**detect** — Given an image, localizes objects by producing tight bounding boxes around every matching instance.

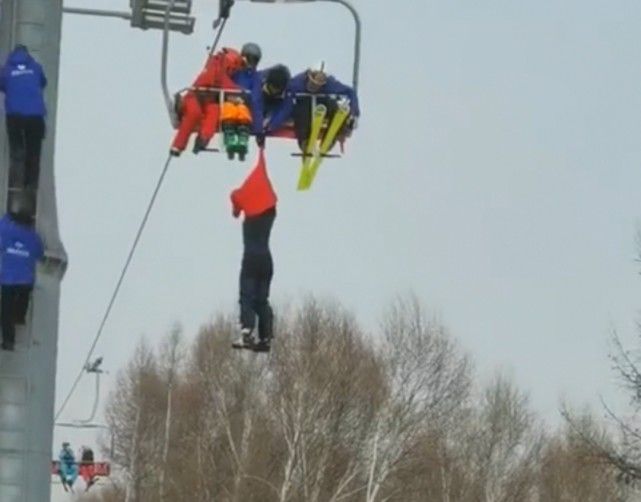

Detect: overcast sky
[51,0,641,498]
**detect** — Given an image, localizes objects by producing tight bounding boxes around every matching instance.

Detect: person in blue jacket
[266,61,360,150]
[0,195,44,351]
[251,64,291,148]
[58,442,79,492]
[0,44,47,191]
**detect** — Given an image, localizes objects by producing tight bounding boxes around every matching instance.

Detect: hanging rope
[209,17,228,57]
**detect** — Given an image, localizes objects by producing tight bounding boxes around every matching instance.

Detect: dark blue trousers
[239,253,273,341]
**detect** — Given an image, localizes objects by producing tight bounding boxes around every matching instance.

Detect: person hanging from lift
[230,150,277,352]
[0,44,47,193]
[252,64,292,148]
[0,194,44,351]
[170,47,246,157]
[267,61,360,152]
[79,445,97,491]
[58,442,79,492]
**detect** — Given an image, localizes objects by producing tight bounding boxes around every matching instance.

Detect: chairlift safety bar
[187,86,351,100]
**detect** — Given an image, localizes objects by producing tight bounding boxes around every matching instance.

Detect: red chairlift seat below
[51,461,111,477]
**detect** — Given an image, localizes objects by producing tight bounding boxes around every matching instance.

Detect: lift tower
[0,1,66,501]
[0,1,195,499]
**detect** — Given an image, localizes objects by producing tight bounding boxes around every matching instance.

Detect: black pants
[6,114,45,189]
[293,96,339,150]
[1,284,32,348]
[239,253,273,341]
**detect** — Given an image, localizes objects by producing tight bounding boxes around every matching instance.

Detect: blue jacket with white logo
[0,47,47,116]
[233,67,263,134]
[267,72,360,133]
[0,214,44,285]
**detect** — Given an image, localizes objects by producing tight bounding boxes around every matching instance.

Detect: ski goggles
[263,82,285,96]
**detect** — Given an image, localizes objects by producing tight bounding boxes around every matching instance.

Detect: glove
[255,133,266,148]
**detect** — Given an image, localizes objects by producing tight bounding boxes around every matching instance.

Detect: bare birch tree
[96,296,626,502]
[362,294,472,502]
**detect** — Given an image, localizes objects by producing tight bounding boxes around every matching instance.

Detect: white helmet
[307,60,328,87]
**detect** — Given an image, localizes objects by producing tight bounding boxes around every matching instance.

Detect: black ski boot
[252,337,271,353]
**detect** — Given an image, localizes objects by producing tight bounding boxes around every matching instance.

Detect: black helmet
[241,42,261,68]
[265,64,291,94]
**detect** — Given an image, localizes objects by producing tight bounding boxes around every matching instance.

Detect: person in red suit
[230,149,277,352]
[170,47,248,156]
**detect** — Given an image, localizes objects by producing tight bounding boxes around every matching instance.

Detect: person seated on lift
[170,44,259,160]
[252,64,292,148]
[266,61,360,152]
[79,445,97,491]
[58,442,79,492]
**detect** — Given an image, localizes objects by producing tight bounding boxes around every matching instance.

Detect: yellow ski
[298,101,350,191]
[296,104,326,189]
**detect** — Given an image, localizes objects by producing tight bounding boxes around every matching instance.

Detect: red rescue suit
[171,48,246,152]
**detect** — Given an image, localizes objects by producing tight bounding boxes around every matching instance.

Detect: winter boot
[252,337,271,353]
[223,123,239,156]
[232,327,254,349]
[192,136,207,154]
[237,126,250,161]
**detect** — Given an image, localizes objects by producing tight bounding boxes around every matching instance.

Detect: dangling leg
[237,126,250,162]
[13,285,32,326]
[69,463,79,490]
[197,101,221,153]
[170,93,202,155]
[292,96,312,152]
[60,471,69,492]
[233,256,257,349]
[235,103,252,161]
[1,285,17,351]
[23,116,45,191]
[221,122,238,160]
[220,101,239,158]
[253,254,274,352]
[6,115,26,188]
[85,464,96,491]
